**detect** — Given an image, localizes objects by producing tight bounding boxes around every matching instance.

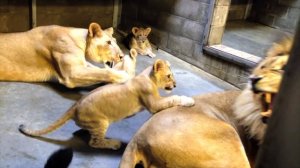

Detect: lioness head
[85,22,124,67]
[132,27,151,43]
[152,59,176,91]
[113,49,138,78]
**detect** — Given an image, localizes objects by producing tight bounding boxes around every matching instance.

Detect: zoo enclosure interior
[0,0,299,88]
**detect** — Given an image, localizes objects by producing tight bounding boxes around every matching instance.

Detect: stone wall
[0,0,30,32]
[120,0,250,88]
[228,0,249,20]
[0,0,115,32]
[36,0,114,28]
[250,0,300,33]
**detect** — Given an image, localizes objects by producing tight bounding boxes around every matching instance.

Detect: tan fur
[0,22,129,88]
[119,38,292,168]
[120,91,251,168]
[129,27,156,58]
[19,59,195,150]
[113,49,138,78]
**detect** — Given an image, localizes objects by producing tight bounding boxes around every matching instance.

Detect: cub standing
[19,59,195,150]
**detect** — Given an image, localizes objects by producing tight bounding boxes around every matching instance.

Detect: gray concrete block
[157,14,184,34]
[121,1,139,19]
[167,34,194,57]
[36,1,114,27]
[268,5,288,16]
[193,44,204,59]
[210,57,223,70]
[198,0,211,4]
[228,65,239,75]
[224,73,239,86]
[171,0,202,21]
[273,17,298,32]
[279,0,300,8]
[0,13,30,32]
[257,14,275,28]
[182,20,204,41]
[143,0,175,12]
[138,8,159,26]
[288,7,300,19]
[149,27,169,49]
[197,2,210,23]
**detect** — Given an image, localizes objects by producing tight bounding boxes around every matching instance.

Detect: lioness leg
[54,53,129,88]
[87,120,121,150]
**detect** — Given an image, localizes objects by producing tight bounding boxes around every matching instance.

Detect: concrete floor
[223,20,289,58]
[0,47,237,168]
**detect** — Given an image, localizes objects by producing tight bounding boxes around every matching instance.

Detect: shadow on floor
[27,129,127,155]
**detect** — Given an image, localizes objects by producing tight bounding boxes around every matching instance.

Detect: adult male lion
[0,22,128,88]
[119,38,292,168]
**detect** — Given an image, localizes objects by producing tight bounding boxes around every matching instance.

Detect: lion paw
[179,96,195,107]
[148,53,156,58]
[114,70,130,83]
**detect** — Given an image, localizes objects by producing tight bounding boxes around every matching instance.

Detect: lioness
[0,22,129,88]
[19,59,195,150]
[125,27,156,58]
[119,38,292,168]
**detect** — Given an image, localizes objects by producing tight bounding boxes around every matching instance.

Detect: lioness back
[120,91,250,168]
[0,25,86,82]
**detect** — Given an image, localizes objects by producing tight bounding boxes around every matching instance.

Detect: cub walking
[19,59,194,150]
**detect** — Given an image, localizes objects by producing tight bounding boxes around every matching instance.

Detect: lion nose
[249,76,262,93]
[173,82,176,88]
[250,76,262,86]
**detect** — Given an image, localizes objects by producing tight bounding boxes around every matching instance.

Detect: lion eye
[167,74,171,78]
[107,40,111,45]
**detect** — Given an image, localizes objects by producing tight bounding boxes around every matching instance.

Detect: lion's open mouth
[165,87,173,91]
[105,61,114,68]
[261,92,276,118]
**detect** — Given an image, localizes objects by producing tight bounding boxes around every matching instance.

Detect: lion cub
[113,48,138,78]
[126,27,156,58]
[19,59,195,150]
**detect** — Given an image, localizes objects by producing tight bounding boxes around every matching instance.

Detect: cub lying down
[19,59,195,150]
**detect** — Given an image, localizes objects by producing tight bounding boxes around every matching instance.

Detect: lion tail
[19,105,76,137]
[119,139,148,168]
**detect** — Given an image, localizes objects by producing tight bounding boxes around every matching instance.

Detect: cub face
[153,59,176,91]
[86,23,124,67]
[132,27,151,43]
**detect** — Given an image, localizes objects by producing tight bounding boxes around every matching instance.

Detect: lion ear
[132,27,139,36]
[129,49,138,58]
[88,22,102,37]
[153,59,166,72]
[144,27,152,36]
[105,27,114,36]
